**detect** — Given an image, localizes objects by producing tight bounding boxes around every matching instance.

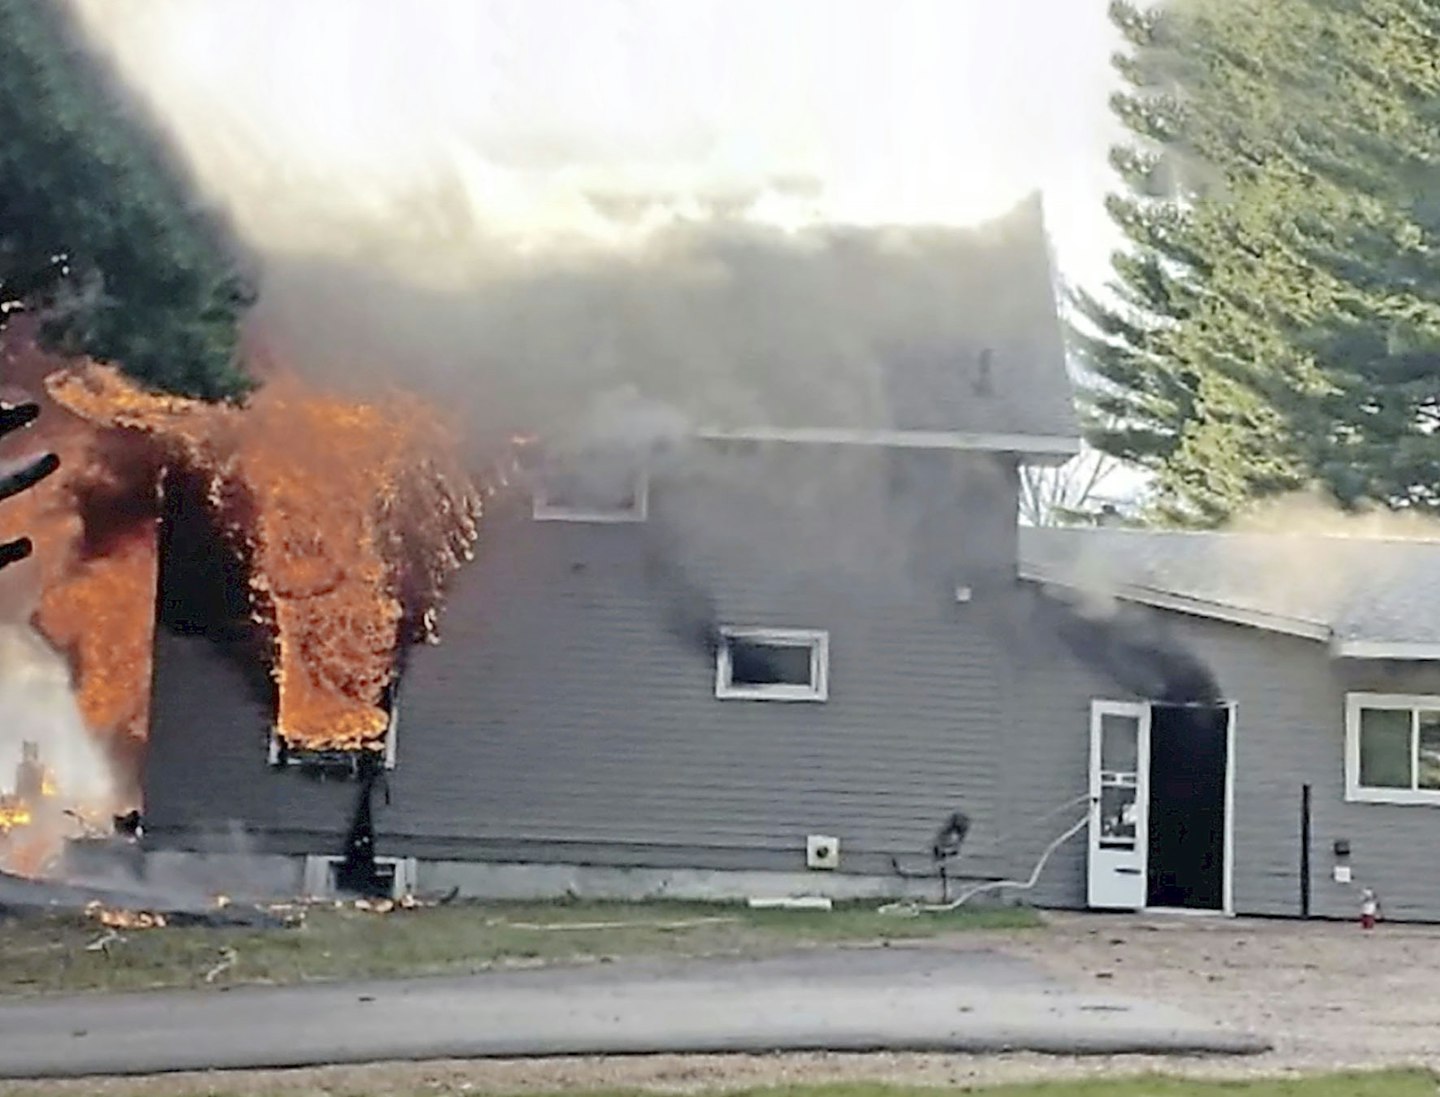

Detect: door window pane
[1359,708,1412,789]
[1418,713,1440,790]
[1100,714,1139,774]
[1098,784,1137,845]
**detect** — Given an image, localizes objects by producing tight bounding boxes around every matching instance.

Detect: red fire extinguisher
[1360,887,1380,930]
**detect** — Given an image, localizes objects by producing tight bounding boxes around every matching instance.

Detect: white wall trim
[715,627,829,702]
[1223,702,1236,917]
[1344,692,1440,806]
[1333,640,1440,661]
[1020,565,1332,642]
[697,425,1080,463]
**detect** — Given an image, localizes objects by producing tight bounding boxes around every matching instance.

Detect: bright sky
[76,0,1127,293]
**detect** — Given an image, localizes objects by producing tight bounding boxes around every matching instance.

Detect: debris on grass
[203,947,237,984]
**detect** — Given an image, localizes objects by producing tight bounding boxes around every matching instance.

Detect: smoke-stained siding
[1125,615,1440,919]
[146,448,1024,881]
[144,438,1440,919]
[380,450,1017,876]
[997,589,1141,908]
[1001,603,1440,920]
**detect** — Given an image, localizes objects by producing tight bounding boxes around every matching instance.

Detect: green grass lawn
[0,899,1037,996]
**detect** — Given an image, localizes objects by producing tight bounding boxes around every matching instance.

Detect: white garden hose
[879,798,1095,916]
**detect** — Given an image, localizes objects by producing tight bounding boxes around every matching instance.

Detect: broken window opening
[532,451,649,523]
[268,685,401,774]
[716,627,828,701]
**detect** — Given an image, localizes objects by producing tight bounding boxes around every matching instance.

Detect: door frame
[1222,702,1235,916]
[1088,699,1237,916]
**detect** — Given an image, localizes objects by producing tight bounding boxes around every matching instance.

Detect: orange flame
[46,364,480,750]
[0,314,482,826]
[0,798,32,833]
[86,902,167,930]
[37,534,156,760]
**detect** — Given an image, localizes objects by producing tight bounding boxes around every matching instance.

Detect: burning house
[88,194,1440,921]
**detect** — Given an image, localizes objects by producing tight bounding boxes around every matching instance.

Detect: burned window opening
[269,682,400,776]
[716,628,828,701]
[729,639,812,686]
[532,449,648,523]
[157,467,275,709]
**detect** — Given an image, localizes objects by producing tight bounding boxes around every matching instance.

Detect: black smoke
[642,525,720,658]
[1037,589,1221,704]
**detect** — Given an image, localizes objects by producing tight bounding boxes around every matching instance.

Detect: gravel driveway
[1000,911,1440,1072]
[3,910,1436,1095]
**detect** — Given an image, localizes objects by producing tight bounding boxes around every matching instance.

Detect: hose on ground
[879,806,1093,916]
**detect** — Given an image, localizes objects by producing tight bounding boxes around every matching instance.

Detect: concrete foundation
[415,859,976,903]
[122,849,997,904]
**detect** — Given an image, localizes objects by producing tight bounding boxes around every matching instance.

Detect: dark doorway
[1147,703,1229,910]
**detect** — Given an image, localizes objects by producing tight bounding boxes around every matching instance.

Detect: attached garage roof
[1019,527,1440,657]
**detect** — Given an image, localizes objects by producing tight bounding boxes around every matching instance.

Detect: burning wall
[48,364,481,750]
[0,320,482,873]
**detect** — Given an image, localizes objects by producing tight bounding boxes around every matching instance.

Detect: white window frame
[1345,692,1440,805]
[715,627,829,702]
[532,466,649,523]
[268,698,400,769]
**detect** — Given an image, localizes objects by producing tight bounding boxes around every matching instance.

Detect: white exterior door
[1088,701,1151,910]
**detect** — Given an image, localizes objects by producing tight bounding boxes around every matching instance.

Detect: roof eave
[698,426,1080,462]
[1331,639,1440,661]
[1018,564,1333,642]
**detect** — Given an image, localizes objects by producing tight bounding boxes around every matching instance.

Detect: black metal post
[1300,783,1312,918]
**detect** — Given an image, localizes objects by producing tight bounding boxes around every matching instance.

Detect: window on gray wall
[1346,693,1440,804]
[269,696,400,771]
[532,452,648,523]
[716,627,829,701]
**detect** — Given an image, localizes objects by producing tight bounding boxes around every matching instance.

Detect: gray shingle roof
[1019,527,1440,649]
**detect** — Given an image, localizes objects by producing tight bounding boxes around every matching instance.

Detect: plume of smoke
[68,4,1075,674]
[68,1,1064,452]
[1017,539,1223,703]
[1230,489,1440,540]
[0,624,115,817]
[1222,490,1440,623]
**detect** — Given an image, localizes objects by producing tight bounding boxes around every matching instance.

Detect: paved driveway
[0,945,1266,1078]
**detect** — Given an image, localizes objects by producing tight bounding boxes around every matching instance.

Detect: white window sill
[1346,787,1440,807]
[716,686,828,703]
[532,505,648,523]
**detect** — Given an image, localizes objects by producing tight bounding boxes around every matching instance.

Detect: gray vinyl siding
[999,593,1139,908]
[145,449,1023,882]
[143,438,1440,920]
[143,629,355,849]
[1001,605,1440,921]
[378,465,1011,876]
[1150,616,1440,921]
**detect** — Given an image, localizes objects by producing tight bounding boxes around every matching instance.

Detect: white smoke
[0,626,112,802]
[54,0,1112,455]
